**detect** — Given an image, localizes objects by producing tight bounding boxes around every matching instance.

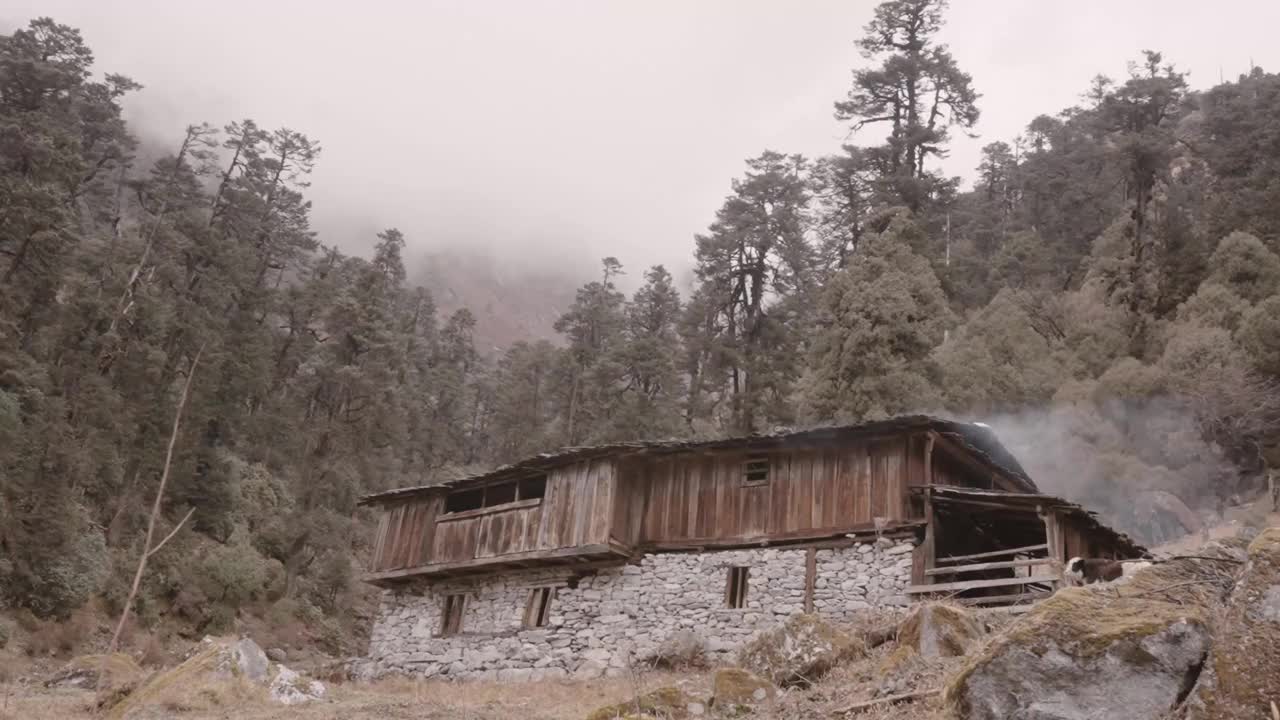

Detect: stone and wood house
[358,415,1143,680]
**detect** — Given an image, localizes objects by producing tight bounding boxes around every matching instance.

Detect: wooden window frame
[439,593,466,636]
[523,586,556,628]
[725,566,749,609]
[743,455,770,486]
[441,475,549,518]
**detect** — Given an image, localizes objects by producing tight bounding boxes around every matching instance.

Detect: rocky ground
[3,522,1277,720]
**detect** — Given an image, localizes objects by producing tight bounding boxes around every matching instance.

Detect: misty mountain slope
[414,249,583,351]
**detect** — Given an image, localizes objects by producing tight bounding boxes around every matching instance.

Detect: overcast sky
[5,1,1280,279]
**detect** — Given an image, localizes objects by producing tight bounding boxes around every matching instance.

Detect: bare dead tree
[107,344,204,654]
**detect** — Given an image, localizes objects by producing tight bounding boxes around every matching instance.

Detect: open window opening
[443,474,548,514]
[725,566,749,609]
[445,489,484,513]
[518,475,547,501]
[743,455,770,486]
[524,586,555,628]
[440,594,466,636]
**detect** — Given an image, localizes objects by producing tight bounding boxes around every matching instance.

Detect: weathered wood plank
[926,557,1054,576]
[907,575,1056,594]
[804,547,817,613]
[937,544,1048,564]
[364,542,629,582]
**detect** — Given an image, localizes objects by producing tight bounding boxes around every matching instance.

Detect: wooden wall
[369,458,617,572]
[626,436,928,546]
[370,496,442,572]
[368,429,1041,575]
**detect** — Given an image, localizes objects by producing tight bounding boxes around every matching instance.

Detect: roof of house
[358,414,1038,505]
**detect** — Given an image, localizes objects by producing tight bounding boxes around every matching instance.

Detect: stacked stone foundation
[362,538,914,680]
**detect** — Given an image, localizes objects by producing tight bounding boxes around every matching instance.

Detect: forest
[2,0,1279,648]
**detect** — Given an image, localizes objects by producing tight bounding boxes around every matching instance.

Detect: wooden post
[803,547,817,613]
[923,433,935,486]
[1038,505,1063,589]
[920,488,937,585]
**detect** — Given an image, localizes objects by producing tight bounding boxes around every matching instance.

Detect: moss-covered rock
[736,613,863,687]
[105,636,325,719]
[896,602,982,659]
[44,653,143,691]
[945,581,1212,719]
[710,668,773,716]
[1184,528,1280,720]
[584,686,697,720]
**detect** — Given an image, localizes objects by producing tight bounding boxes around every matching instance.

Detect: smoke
[980,397,1235,545]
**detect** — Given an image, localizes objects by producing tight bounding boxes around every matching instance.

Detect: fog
[4,1,1280,278]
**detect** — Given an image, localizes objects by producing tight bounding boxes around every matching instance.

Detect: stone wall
[361,538,914,681]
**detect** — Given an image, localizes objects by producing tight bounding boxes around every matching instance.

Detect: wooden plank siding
[368,459,618,573]
[367,427,1046,579]
[631,438,920,545]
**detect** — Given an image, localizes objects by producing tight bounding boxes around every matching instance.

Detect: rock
[229,637,270,682]
[105,636,327,719]
[1184,528,1280,719]
[646,629,707,669]
[736,613,863,687]
[573,659,606,680]
[710,668,774,715]
[585,686,697,720]
[267,647,288,663]
[896,602,983,659]
[945,586,1212,720]
[45,654,143,691]
[269,664,326,705]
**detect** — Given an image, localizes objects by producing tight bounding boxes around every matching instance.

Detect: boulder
[736,613,863,687]
[584,686,697,720]
[646,629,706,669]
[269,664,326,705]
[105,636,326,719]
[266,647,288,663]
[710,668,774,715]
[1184,528,1280,719]
[946,585,1212,719]
[896,602,983,659]
[45,653,143,691]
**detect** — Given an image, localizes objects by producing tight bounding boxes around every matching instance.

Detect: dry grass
[0,669,715,720]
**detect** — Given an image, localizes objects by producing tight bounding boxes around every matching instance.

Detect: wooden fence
[906,542,1059,606]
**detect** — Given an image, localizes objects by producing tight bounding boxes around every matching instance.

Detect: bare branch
[146,506,196,558]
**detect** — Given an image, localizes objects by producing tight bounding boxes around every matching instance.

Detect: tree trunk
[108,345,203,653]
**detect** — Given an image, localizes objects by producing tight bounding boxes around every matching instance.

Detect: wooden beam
[362,543,626,583]
[926,557,1054,576]
[924,433,935,486]
[921,485,936,586]
[436,498,541,524]
[907,575,1054,595]
[641,522,925,553]
[937,543,1048,564]
[803,547,816,613]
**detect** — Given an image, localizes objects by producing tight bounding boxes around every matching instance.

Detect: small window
[743,455,769,486]
[440,594,466,636]
[524,587,555,628]
[445,489,483,513]
[725,567,749,609]
[484,482,517,506]
[518,475,547,501]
